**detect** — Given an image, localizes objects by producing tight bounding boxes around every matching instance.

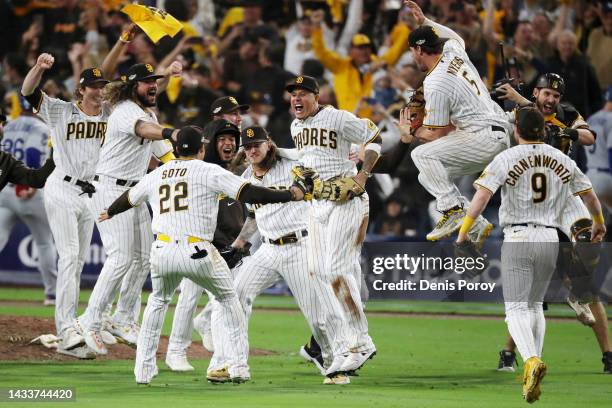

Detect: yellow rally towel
[165,76,182,103]
[121,4,183,43]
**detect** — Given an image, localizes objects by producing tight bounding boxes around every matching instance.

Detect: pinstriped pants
[411,128,508,211]
[135,240,248,383]
[310,195,374,352]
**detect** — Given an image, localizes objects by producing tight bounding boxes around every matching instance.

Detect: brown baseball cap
[210,96,250,116]
[240,125,269,146]
[79,68,109,87]
[285,75,319,94]
[176,126,209,156]
[122,63,164,83]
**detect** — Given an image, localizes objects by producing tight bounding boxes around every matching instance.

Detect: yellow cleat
[522,357,547,403]
[207,366,231,383]
[323,373,350,385]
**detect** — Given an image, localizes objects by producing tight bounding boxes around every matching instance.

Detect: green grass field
[0,288,610,407]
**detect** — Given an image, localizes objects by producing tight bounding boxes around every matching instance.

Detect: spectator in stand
[310,8,409,118]
[547,30,603,117]
[587,1,612,88]
[222,35,261,103]
[374,194,422,238]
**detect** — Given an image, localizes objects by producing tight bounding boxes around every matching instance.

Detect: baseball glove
[219,245,250,269]
[314,176,365,202]
[407,87,426,133]
[453,240,489,279]
[290,165,318,200]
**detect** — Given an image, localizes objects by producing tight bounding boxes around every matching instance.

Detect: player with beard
[165,118,246,371]
[74,62,182,355]
[495,74,611,374]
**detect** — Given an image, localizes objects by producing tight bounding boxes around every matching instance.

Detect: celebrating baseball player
[20,52,117,358]
[166,118,245,370]
[495,73,611,374]
[221,126,350,384]
[403,0,510,244]
[73,61,181,355]
[97,126,315,384]
[285,74,379,383]
[456,107,606,403]
[0,103,57,307]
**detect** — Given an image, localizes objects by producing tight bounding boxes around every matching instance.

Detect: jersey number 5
[531,173,547,203]
[462,71,480,96]
[160,182,189,213]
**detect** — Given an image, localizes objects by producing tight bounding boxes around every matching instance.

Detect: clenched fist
[36,53,55,70]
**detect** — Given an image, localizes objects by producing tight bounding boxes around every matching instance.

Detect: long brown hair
[103,80,136,106]
[230,139,280,174]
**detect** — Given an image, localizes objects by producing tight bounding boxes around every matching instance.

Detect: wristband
[592,212,605,225]
[119,31,131,43]
[458,215,476,235]
[162,128,175,140]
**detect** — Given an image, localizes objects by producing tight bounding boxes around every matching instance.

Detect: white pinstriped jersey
[475,143,592,228]
[290,105,379,180]
[96,100,173,181]
[587,110,612,170]
[423,39,508,132]
[1,116,50,166]
[35,93,110,180]
[242,158,308,239]
[127,159,247,241]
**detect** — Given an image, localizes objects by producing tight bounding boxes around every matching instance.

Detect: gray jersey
[290,105,379,180]
[242,158,307,239]
[35,93,110,180]
[1,116,50,168]
[586,110,612,170]
[96,100,173,181]
[128,159,247,241]
[423,39,508,133]
[475,143,592,227]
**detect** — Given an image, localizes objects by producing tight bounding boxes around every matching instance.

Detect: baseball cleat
[99,330,118,345]
[566,297,596,326]
[426,206,466,241]
[339,349,376,372]
[497,350,517,372]
[57,345,96,359]
[165,353,195,372]
[299,345,326,376]
[193,313,214,352]
[61,327,85,350]
[323,373,350,385]
[522,356,546,403]
[325,354,348,377]
[207,366,231,383]
[229,366,251,383]
[107,322,139,347]
[75,319,108,355]
[603,352,612,374]
[43,296,56,306]
[468,217,494,250]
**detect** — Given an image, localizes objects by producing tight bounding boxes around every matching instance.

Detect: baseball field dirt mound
[0,315,275,361]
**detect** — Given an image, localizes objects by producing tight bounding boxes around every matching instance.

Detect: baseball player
[219,126,349,385]
[166,100,249,371]
[456,107,606,403]
[21,53,118,358]
[97,126,313,384]
[404,0,510,243]
[495,74,611,374]
[586,85,612,213]
[73,62,181,355]
[0,113,55,190]
[0,102,57,306]
[285,74,379,380]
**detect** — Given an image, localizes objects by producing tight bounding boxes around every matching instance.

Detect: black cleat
[603,352,612,374]
[497,350,517,372]
[299,340,325,376]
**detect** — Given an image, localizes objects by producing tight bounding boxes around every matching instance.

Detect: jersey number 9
[159,182,189,213]
[531,173,547,203]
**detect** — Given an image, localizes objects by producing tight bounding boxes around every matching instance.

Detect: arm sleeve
[237,184,293,204]
[423,83,452,128]
[423,17,465,49]
[8,154,55,188]
[107,190,135,217]
[311,27,347,74]
[341,111,381,145]
[473,158,504,194]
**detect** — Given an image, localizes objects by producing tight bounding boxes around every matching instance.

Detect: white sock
[530,302,546,357]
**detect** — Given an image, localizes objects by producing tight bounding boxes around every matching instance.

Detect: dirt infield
[0,315,274,361]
